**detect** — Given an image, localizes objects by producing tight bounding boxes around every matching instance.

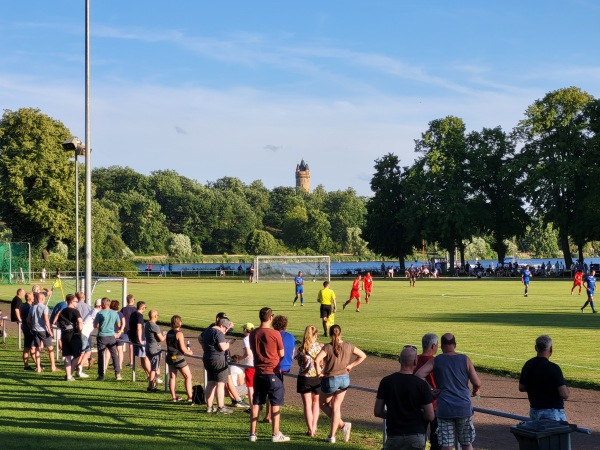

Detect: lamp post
[62,137,85,292]
[84,0,92,307]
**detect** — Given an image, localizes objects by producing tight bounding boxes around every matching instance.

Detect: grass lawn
[1,276,599,388]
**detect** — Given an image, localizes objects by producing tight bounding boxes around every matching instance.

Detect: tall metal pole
[84,0,92,306]
[75,154,79,292]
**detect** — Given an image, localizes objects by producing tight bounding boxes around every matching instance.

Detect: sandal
[172,396,183,402]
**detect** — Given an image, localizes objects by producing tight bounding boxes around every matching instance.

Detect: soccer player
[522,265,532,297]
[362,272,373,304]
[317,281,337,336]
[408,264,417,287]
[571,269,583,295]
[293,271,304,306]
[581,269,598,313]
[343,274,362,312]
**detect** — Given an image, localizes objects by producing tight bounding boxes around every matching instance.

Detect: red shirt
[249,327,283,375]
[575,272,583,284]
[352,278,360,291]
[363,275,373,291]
[415,354,437,409]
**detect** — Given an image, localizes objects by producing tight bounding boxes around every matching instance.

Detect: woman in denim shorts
[314,324,367,444]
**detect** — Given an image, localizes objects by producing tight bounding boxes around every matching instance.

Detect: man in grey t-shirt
[145,309,165,392]
[27,293,59,372]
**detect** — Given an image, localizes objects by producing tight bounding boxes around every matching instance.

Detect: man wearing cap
[201,316,235,414]
[519,335,569,421]
[375,345,434,450]
[248,306,289,443]
[415,334,481,450]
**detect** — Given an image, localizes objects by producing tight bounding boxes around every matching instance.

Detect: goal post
[46,276,128,308]
[254,256,330,283]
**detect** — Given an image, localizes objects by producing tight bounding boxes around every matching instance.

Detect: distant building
[295,159,310,192]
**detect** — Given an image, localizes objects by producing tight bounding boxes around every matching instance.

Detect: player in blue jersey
[522,265,532,297]
[581,269,598,313]
[293,271,305,306]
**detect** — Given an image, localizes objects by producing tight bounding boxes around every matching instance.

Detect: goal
[254,256,330,283]
[45,276,128,308]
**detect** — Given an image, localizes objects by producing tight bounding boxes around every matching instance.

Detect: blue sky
[1,1,599,196]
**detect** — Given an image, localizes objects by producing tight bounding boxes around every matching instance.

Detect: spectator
[129,301,151,379]
[57,294,83,381]
[296,325,323,437]
[120,294,137,366]
[248,307,289,443]
[27,291,59,373]
[232,322,255,410]
[415,333,481,450]
[75,291,92,377]
[10,288,25,324]
[166,315,194,401]
[201,317,234,414]
[145,309,166,392]
[415,333,440,450]
[374,345,434,450]
[519,335,569,421]
[93,297,122,381]
[110,300,126,371]
[20,292,36,370]
[314,324,367,444]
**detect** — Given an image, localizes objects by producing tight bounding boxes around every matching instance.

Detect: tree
[264,187,305,229]
[304,208,334,254]
[282,205,308,253]
[345,227,369,256]
[92,166,150,198]
[515,87,595,268]
[465,127,528,263]
[91,198,128,259]
[0,108,75,252]
[519,218,560,258]
[413,116,473,271]
[246,230,283,255]
[208,190,257,254]
[323,189,367,252]
[166,233,192,257]
[363,154,421,269]
[117,191,168,254]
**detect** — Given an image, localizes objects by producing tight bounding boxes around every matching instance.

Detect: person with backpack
[166,315,194,401]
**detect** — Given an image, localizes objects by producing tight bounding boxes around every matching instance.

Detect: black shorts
[22,329,34,349]
[320,304,332,319]
[297,375,321,394]
[61,334,82,358]
[205,359,229,383]
[253,373,285,406]
[167,357,188,370]
[33,330,53,348]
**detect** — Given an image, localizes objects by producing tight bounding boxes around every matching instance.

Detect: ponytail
[330,324,342,357]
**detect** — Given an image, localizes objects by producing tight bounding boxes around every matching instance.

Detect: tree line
[1,86,599,268]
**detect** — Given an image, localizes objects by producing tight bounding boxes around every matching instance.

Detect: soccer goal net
[254,256,330,283]
[45,276,128,308]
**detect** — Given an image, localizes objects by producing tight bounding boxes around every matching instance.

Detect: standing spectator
[120,294,137,366]
[27,291,59,373]
[41,268,47,283]
[145,309,166,392]
[415,334,481,450]
[342,274,362,312]
[363,271,373,303]
[58,294,83,381]
[129,301,151,379]
[201,317,234,414]
[519,335,569,421]
[20,292,36,370]
[314,324,367,444]
[232,323,256,410]
[32,284,51,305]
[93,297,122,381]
[10,288,25,324]
[75,291,92,377]
[522,265,532,297]
[374,345,434,450]
[408,264,417,287]
[415,333,440,450]
[110,300,126,371]
[248,307,289,443]
[293,271,305,306]
[296,325,323,437]
[166,315,194,401]
[581,269,598,313]
[317,281,337,337]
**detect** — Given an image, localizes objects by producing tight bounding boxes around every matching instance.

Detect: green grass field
[2,276,598,387]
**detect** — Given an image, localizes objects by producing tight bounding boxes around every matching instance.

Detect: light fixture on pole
[62,137,85,292]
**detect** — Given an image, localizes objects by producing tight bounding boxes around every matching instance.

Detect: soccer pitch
[2,276,598,387]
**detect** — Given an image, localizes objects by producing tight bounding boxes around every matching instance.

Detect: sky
[1,1,600,196]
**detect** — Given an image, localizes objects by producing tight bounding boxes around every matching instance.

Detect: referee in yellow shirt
[317,280,337,337]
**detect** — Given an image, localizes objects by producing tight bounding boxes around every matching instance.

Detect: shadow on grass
[427,311,599,329]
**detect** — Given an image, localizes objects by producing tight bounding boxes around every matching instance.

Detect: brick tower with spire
[295,159,310,192]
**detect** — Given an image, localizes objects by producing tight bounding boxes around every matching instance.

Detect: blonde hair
[301,325,318,354]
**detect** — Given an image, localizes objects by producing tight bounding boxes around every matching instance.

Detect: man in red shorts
[571,269,583,295]
[362,272,373,304]
[343,274,362,312]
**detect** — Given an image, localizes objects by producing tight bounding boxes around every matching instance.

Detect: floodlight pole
[84,0,92,306]
[75,152,80,292]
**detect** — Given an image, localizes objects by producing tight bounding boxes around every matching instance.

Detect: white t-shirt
[241,335,254,367]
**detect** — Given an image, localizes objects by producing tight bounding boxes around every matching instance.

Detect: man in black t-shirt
[519,335,569,421]
[375,346,434,450]
[11,288,25,322]
[128,301,150,378]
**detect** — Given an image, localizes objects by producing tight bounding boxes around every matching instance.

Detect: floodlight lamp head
[62,137,86,156]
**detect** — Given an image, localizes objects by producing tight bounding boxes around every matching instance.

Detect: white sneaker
[78,371,90,378]
[248,434,257,442]
[156,377,163,384]
[327,436,336,443]
[342,422,352,442]
[272,433,290,442]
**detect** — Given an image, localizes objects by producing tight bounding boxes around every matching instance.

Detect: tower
[295,159,310,192]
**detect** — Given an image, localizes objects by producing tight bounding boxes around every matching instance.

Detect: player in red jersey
[362,272,373,304]
[571,269,584,295]
[343,275,362,312]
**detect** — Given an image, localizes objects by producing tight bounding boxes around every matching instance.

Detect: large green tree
[515,87,595,268]
[0,108,75,252]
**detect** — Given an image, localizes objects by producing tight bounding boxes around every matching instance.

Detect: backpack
[191,384,206,405]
